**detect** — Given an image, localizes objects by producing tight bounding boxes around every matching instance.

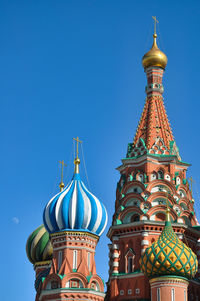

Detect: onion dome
[26,225,53,264]
[43,155,108,236]
[142,34,168,69]
[140,208,198,279]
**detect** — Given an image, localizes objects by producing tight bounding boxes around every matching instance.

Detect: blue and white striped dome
[43,173,107,236]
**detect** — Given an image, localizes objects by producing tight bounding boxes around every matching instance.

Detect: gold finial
[73,137,82,174]
[142,17,167,69]
[152,16,159,37]
[165,191,171,222]
[59,160,66,191]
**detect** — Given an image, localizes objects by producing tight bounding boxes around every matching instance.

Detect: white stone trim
[39,289,105,300]
[53,245,95,252]
[111,272,144,279]
[112,244,119,250]
[141,240,149,246]
[112,253,119,258]
[112,262,119,267]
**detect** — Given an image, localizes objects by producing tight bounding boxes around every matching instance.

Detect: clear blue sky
[1,0,200,300]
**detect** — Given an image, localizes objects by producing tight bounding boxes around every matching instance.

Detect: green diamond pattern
[140,221,198,279]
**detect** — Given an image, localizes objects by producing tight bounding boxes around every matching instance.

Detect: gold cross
[59,160,66,185]
[73,137,82,158]
[189,176,195,195]
[152,16,159,35]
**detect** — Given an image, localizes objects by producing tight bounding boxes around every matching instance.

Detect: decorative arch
[180,202,188,211]
[119,207,143,224]
[148,205,177,222]
[177,189,187,198]
[147,179,176,195]
[88,275,104,292]
[62,272,88,289]
[124,198,141,208]
[148,191,175,207]
[43,274,61,290]
[123,181,145,195]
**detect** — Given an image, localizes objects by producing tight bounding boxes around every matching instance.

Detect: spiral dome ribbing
[140,209,198,279]
[43,173,107,236]
[26,225,53,264]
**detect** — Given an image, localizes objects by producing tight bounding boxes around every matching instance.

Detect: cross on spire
[59,160,66,191]
[73,137,82,174]
[152,16,159,35]
[73,136,82,159]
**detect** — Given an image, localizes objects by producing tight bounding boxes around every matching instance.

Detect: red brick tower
[27,138,108,301]
[106,26,200,300]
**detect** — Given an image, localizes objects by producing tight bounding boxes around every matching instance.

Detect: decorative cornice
[150,276,189,285]
[50,230,99,241]
[34,260,51,268]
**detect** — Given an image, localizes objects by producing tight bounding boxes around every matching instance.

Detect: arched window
[73,250,78,270]
[180,202,188,210]
[128,257,133,273]
[88,252,91,271]
[138,174,144,183]
[46,280,60,290]
[157,288,161,301]
[91,281,100,291]
[122,212,140,224]
[151,172,157,181]
[178,190,186,198]
[127,185,143,194]
[51,281,59,289]
[125,198,140,207]
[58,250,62,270]
[131,214,140,222]
[125,249,135,273]
[158,170,164,180]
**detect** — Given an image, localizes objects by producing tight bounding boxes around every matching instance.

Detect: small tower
[26,225,53,300]
[40,138,108,301]
[140,207,198,300]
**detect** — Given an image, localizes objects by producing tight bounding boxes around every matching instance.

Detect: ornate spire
[128,20,181,160]
[73,136,82,174]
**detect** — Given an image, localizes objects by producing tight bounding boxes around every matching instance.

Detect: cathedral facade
[26,28,200,301]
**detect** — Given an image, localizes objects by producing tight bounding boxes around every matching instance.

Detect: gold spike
[73,137,82,174]
[59,160,66,191]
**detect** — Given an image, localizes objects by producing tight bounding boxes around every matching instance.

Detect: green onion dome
[26,225,53,265]
[140,209,198,279]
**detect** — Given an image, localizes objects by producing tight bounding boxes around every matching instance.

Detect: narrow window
[128,257,133,273]
[171,288,175,301]
[73,250,77,269]
[184,290,186,301]
[88,252,91,271]
[157,288,161,301]
[58,250,62,270]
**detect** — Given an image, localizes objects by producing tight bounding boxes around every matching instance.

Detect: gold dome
[142,34,168,69]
